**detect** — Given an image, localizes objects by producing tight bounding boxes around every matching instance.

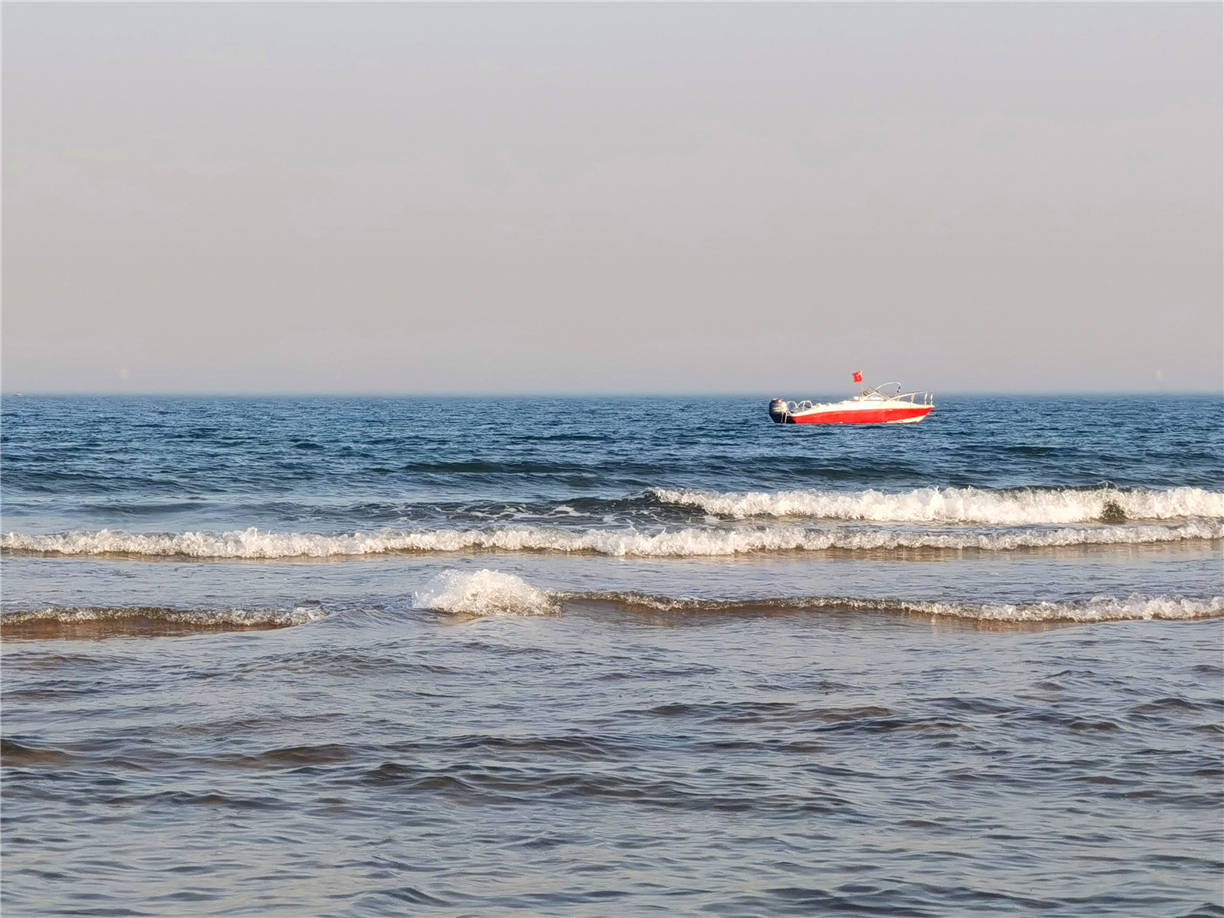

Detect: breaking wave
[5,586,1217,634]
[573,592,1224,624]
[413,574,1224,623]
[414,569,557,617]
[0,605,327,638]
[3,520,1221,560]
[650,486,1224,524]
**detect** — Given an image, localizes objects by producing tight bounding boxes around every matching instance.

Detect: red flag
[852,370,863,383]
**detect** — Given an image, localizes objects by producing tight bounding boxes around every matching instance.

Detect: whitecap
[414,569,557,617]
[649,485,1224,524]
[3,519,1221,559]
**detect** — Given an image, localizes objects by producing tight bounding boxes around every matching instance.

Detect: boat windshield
[860,382,903,398]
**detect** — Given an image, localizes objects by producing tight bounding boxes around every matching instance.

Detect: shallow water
[2,394,1222,915]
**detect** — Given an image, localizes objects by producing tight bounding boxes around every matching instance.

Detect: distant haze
[3,3,1221,394]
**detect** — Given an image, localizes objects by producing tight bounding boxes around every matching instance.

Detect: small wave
[650,486,1224,524]
[418,575,1223,624]
[0,738,75,766]
[0,606,327,639]
[414,569,557,617]
[2,520,1221,560]
[572,592,1224,624]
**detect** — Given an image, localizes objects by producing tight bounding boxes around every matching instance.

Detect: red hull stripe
[790,406,933,425]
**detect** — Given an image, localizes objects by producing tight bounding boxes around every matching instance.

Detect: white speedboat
[769,380,935,425]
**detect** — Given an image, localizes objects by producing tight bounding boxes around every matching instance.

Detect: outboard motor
[768,398,792,424]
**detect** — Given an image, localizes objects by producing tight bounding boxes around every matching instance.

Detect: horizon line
[3,389,1222,399]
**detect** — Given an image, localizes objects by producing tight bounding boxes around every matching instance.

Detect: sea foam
[650,486,1224,524]
[0,606,327,628]
[907,594,1224,623]
[3,520,1221,559]
[568,591,1224,623]
[414,569,556,616]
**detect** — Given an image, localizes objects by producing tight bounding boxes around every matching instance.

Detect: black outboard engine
[768,398,792,424]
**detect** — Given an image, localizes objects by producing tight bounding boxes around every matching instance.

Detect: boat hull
[787,405,933,425]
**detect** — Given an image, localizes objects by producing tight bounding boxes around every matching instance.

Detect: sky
[3,2,1221,394]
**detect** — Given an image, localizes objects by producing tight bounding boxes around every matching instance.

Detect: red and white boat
[769,377,935,425]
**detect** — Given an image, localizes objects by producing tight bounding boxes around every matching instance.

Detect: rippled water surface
[2,394,1222,915]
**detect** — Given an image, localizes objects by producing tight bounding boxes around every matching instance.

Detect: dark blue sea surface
[2,394,1222,916]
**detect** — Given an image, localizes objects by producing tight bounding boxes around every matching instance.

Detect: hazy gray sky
[4,2,1221,394]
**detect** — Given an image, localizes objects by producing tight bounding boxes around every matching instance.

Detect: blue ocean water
[2,394,1222,916]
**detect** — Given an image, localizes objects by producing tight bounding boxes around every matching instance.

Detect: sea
[2,393,1222,917]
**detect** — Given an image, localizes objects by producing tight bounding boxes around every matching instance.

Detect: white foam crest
[3,520,1221,559]
[415,569,556,617]
[0,528,418,559]
[568,592,1224,623]
[0,606,327,627]
[895,594,1224,623]
[651,486,1224,524]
